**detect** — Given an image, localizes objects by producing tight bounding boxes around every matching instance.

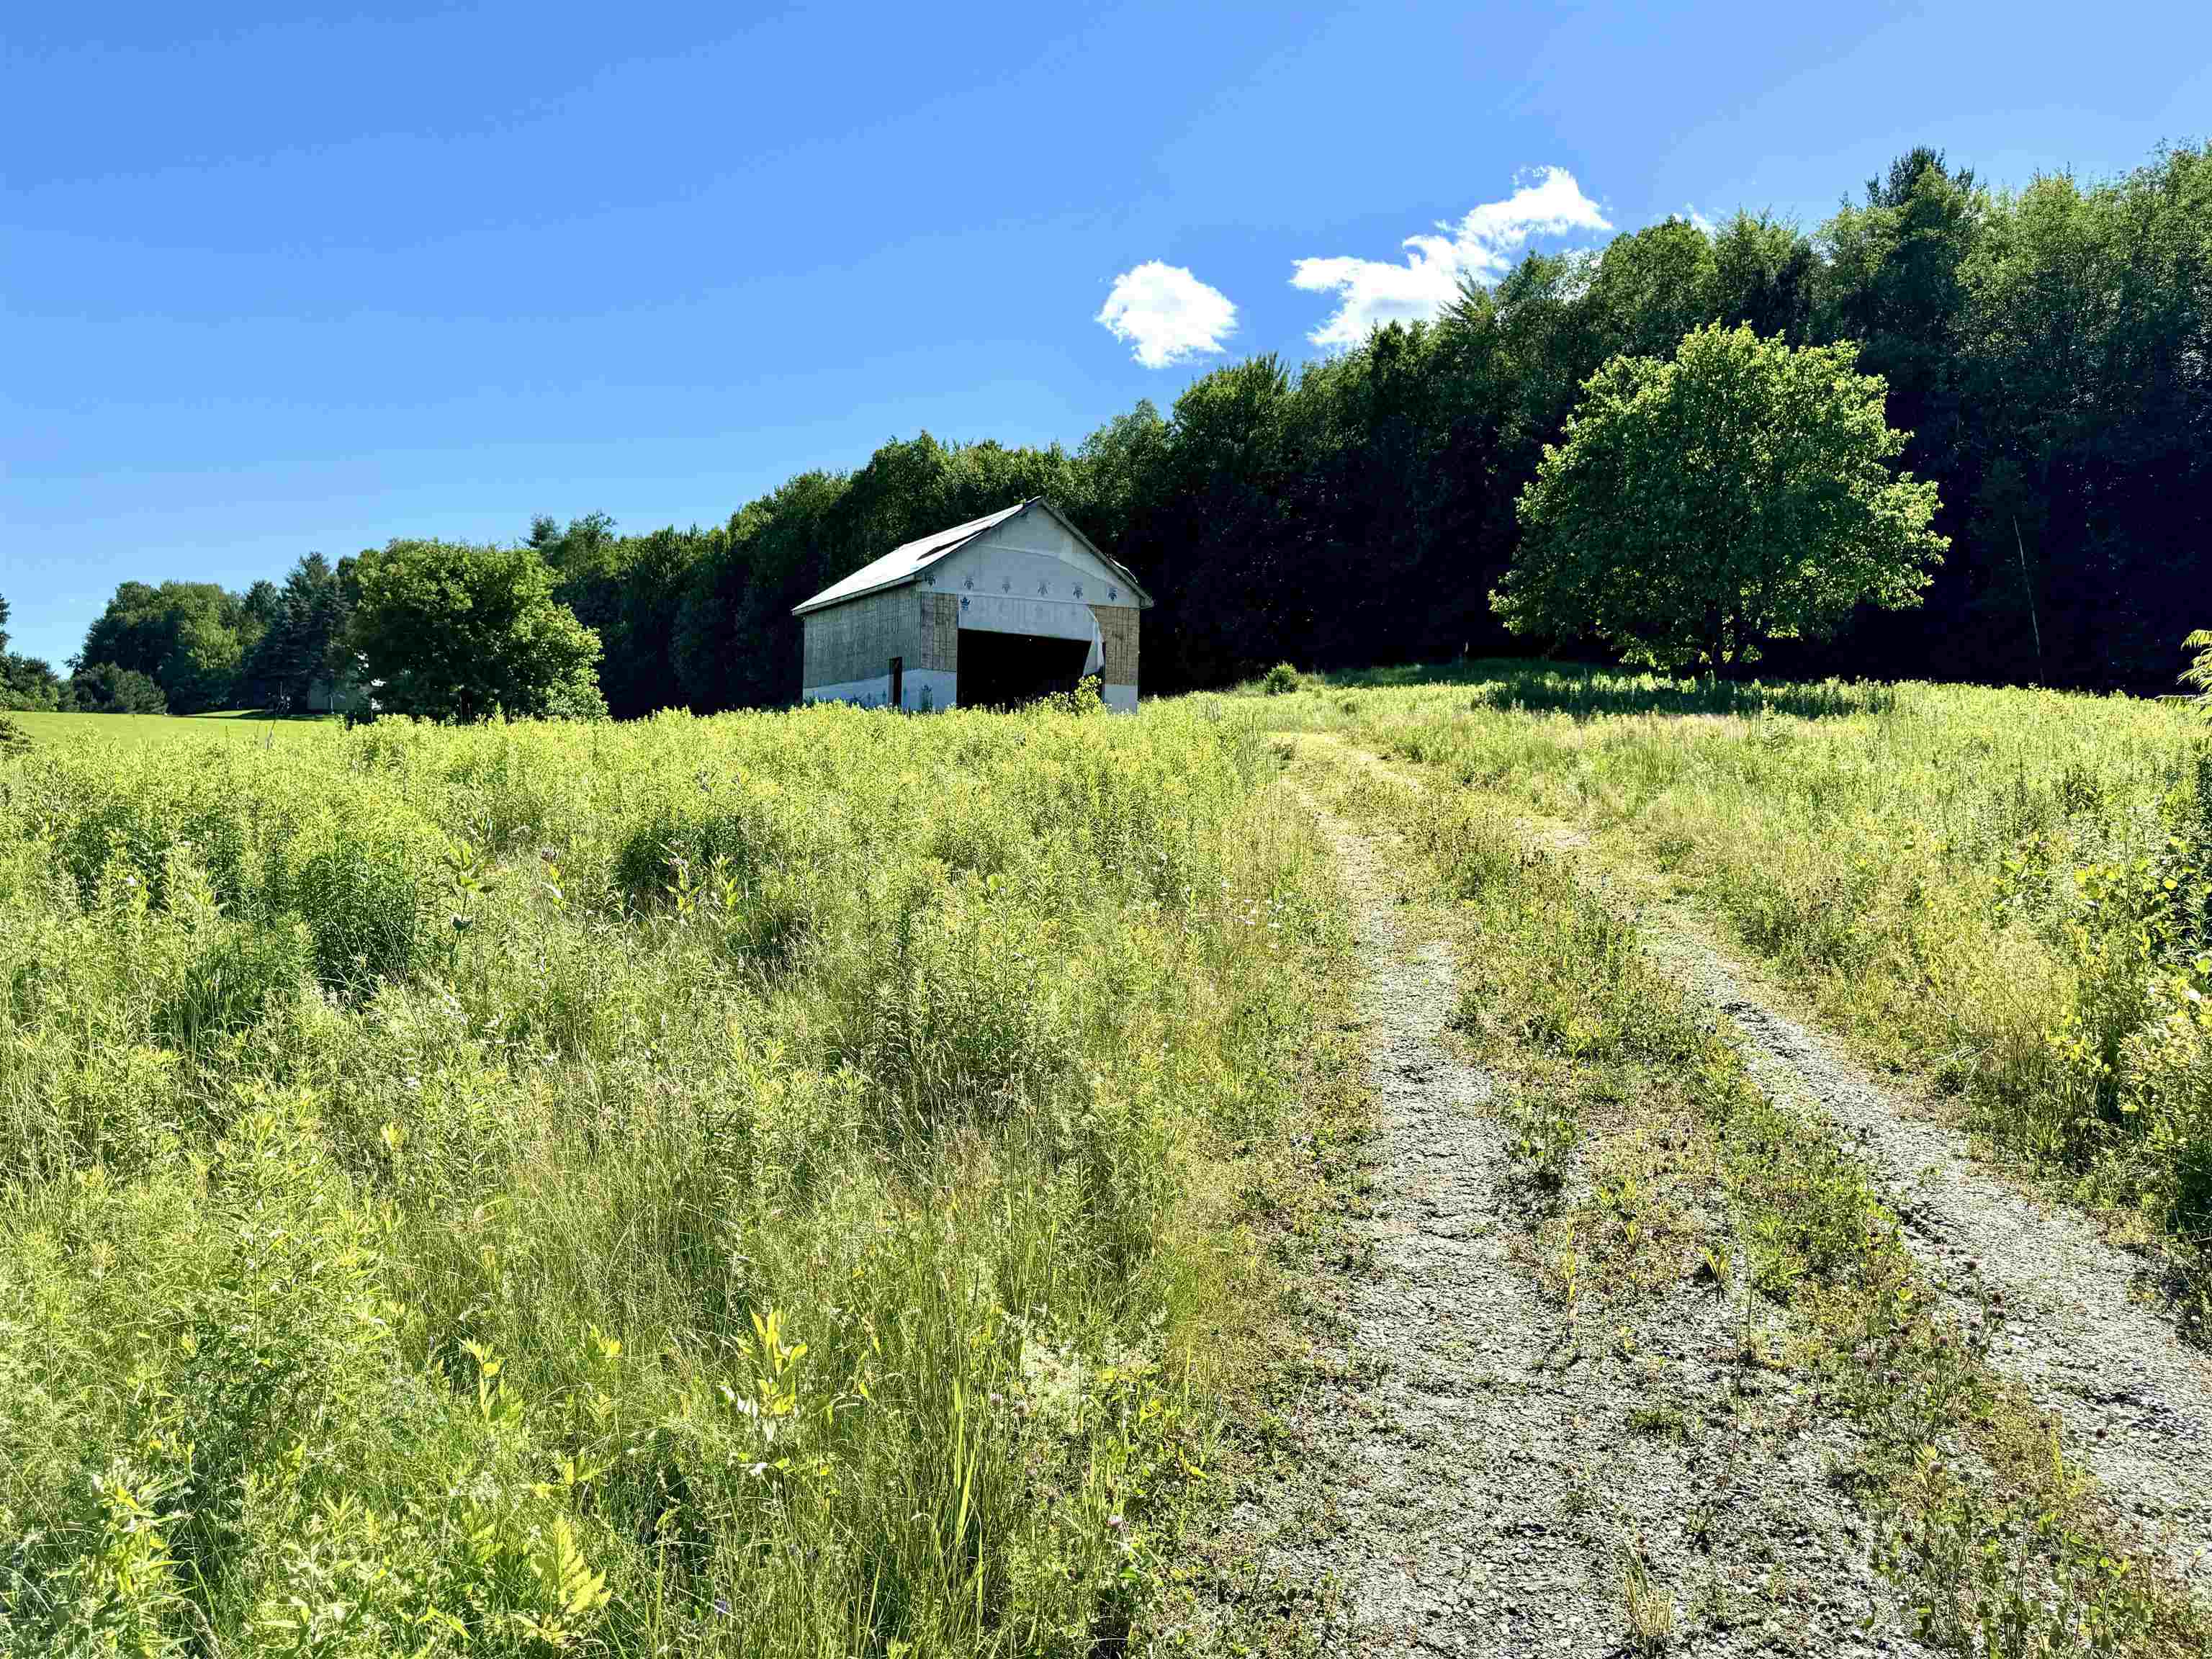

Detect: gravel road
[1241,796,1928,1655]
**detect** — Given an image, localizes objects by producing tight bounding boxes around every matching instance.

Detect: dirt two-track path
[1246,783,1930,1657]
[1247,737,2212,1653]
[1630,902,2212,1583]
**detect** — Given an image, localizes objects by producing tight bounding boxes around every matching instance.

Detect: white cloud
[1096,261,1238,368]
[1683,204,1717,235]
[1291,166,1611,348]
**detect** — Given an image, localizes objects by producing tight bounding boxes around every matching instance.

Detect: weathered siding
[801,586,920,689]
[1089,603,1138,688]
[917,593,958,673]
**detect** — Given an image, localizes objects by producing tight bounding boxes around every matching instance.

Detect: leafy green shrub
[1261,662,1300,695]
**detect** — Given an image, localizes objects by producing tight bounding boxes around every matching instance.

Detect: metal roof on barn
[791,498,1152,616]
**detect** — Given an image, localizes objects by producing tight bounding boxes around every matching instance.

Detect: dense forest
[20,143,2210,716]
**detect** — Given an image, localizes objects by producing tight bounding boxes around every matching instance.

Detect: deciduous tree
[71,662,167,714]
[348,539,605,721]
[1496,323,1946,672]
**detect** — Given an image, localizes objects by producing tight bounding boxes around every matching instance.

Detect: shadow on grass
[1325,659,1897,721]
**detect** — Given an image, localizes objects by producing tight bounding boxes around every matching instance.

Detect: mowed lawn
[6,709,340,748]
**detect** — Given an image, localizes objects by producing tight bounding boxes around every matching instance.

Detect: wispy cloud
[1291,167,1611,348]
[1097,261,1238,368]
[1682,204,1717,235]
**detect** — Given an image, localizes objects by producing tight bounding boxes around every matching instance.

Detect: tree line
[0,554,355,715]
[12,141,2206,719]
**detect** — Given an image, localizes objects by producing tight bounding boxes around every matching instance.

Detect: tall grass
[0,702,1348,1656]
[1272,663,2212,1292]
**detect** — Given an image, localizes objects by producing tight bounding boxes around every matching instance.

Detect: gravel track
[1628,902,2212,1586]
[1315,730,2212,1587]
[1244,791,1925,1655]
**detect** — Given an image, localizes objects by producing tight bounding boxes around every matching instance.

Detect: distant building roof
[791,498,1152,616]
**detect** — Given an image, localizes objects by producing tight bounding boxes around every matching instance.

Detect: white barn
[792,498,1153,711]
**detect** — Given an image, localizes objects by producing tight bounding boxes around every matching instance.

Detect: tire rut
[1310,729,2212,1588]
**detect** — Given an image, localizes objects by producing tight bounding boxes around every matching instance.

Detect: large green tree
[1496,323,1946,672]
[536,515,709,719]
[70,662,168,714]
[77,580,261,712]
[348,539,605,721]
[240,554,354,711]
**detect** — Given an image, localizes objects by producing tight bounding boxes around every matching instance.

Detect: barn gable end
[793,500,1147,711]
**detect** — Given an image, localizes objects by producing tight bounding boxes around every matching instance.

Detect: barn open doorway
[956,629,1090,709]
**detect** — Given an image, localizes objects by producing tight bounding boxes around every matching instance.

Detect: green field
[0,701,1352,1656]
[1255,662,2212,1293]
[4,710,340,749]
[5,673,2209,1655]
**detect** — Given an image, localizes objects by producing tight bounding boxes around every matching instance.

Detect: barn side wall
[803,668,955,710]
[801,586,917,688]
[802,587,959,709]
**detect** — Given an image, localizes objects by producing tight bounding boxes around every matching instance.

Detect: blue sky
[5,1,2208,667]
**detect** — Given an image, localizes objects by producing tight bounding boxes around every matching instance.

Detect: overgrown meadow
[0,700,1348,1656]
[1257,664,2212,1302]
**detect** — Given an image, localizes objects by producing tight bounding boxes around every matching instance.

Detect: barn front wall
[1092,603,1138,692]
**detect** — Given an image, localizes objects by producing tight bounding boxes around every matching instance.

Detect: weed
[1503,1091,1578,1190]
[1619,1540,1676,1653]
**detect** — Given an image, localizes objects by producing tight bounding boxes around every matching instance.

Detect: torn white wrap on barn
[791,498,1151,711]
